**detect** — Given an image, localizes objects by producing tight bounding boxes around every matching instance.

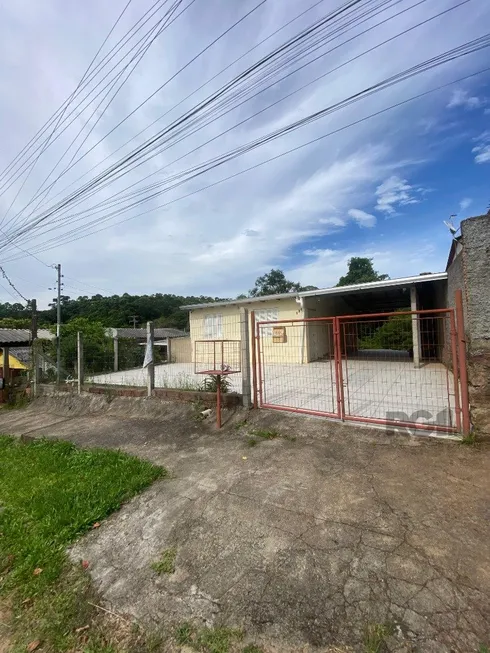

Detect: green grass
[247,437,258,447]
[0,434,165,651]
[151,547,177,575]
[175,622,243,653]
[363,623,394,653]
[250,428,279,440]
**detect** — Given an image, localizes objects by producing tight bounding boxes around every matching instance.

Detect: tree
[336,257,389,287]
[249,269,318,297]
[50,317,113,377]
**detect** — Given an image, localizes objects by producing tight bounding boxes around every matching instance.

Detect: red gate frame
[253,306,469,435]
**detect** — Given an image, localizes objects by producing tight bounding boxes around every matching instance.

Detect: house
[181,272,448,366]
[0,329,55,402]
[105,327,189,369]
[181,212,490,436]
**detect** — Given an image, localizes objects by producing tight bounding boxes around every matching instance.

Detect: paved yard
[1,396,488,652]
[91,358,457,427]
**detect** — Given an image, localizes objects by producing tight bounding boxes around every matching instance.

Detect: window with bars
[256,308,278,337]
[204,313,223,339]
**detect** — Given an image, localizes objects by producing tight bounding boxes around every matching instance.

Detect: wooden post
[455,289,471,436]
[3,346,10,399]
[114,336,119,372]
[410,286,421,368]
[240,308,251,408]
[31,299,40,397]
[77,332,84,395]
[146,321,155,398]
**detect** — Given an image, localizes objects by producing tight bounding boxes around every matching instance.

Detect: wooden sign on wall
[272,326,287,343]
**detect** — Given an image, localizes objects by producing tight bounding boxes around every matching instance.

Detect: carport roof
[181,272,448,310]
[0,328,54,347]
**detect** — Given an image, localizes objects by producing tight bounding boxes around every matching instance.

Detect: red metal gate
[253,307,469,435]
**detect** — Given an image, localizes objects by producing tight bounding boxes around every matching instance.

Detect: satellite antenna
[443,214,460,240]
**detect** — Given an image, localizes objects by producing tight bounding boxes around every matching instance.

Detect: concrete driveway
[0,395,488,652]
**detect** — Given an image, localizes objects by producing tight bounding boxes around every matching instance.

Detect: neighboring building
[105,327,189,369]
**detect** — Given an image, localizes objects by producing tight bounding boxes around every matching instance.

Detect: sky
[0,0,489,307]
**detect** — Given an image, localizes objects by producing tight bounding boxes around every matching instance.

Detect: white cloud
[374,176,422,215]
[472,131,490,164]
[447,88,487,110]
[459,197,472,212]
[347,208,376,228]
[0,0,489,304]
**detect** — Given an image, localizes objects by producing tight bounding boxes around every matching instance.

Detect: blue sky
[0,0,489,306]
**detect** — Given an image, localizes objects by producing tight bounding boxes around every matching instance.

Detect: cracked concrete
[0,395,489,652]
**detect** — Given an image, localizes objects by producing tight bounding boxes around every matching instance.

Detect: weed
[234,419,248,430]
[175,621,193,645]
[363,622,394,653]
[196,626,243,653]
[247,437,258,447]
[151,547,177,575]
[174,623,243,653]
[250,428,279,440]
[479,645,489,653]
[201,374,232,394]
[460,431,477,446]
[0,435,165,651]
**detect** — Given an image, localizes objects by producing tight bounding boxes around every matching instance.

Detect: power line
[0,266,29,302]
[4,63,488,261]
[0,0,384,244]
[7,29,489,255]
[0,0,168,192]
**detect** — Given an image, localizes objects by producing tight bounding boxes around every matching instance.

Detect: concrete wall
[189,297,305,365]
[169,336,192,364]
[447,213,490,436]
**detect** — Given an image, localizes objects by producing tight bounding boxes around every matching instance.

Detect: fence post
[250,311,258,408]
[240,308,251,408]
[32,339,40,398]
[77,332,84,395]
[114,336,119,372]
[455,289,471,435]
[410,286,421,368]
[146,321,155,398]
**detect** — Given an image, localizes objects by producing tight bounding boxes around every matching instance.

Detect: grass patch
[247,437,258,447]
[175,622,243,653]
[151,547,177,575]
[460,432,477,446]
[234,419,248,431]
[250,428,279,440]
[0,434,165,651]
[363,622,393,653]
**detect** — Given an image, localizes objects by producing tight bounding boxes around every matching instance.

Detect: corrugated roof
[180,272,448,310]
[105,327,187,339]
[0,329,54,345]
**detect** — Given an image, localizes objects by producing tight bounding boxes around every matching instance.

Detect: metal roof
[181,272,448,310]
[105,327,187,339]
[0,329,54,346]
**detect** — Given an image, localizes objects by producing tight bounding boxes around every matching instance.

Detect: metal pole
[410,286,421,368]
[56,263,62,384]
[455,289,471,435]
[216,374,221,428]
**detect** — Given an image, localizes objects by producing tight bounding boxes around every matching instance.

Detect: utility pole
[56,264,62,384]
[129,315,138,328]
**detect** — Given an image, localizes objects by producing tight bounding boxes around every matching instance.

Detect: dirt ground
[0,394,489,653]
